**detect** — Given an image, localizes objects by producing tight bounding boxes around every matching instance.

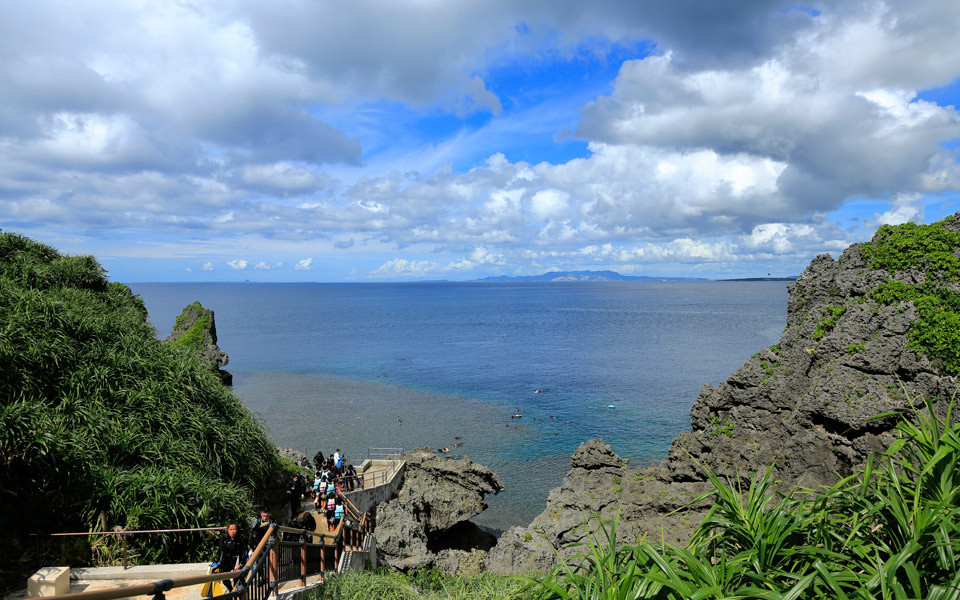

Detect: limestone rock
[277,447,312,470]
[163,301,233,385]
[376,450,502,573]
[487,440,709,574]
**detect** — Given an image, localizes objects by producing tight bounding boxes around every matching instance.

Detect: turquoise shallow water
[130,281,789,530]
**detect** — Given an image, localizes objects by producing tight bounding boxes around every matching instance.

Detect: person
[333,449,342,469]
[249,507,276,551]
[284,512,317,543]
[343,463,357,491]
[214,522,248,591]
[324,493,337,532]
[332,500,344,531]
[312,449,324,471]
[285,473,306,518]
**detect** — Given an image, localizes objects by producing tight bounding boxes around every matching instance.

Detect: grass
[310,568,523,600]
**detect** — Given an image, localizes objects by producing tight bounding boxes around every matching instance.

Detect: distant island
[475,270,795,282]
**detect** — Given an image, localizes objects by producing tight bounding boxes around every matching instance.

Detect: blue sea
[129,281,789,531]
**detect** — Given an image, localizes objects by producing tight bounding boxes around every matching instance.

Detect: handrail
[365,447,402,460]
[33,513,378,600]
[47,527,226,537]
[247,523,276,567]
[36,525,277,600]
[32,526,226,570]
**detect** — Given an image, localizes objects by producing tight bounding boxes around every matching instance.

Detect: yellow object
[200,565,225,598]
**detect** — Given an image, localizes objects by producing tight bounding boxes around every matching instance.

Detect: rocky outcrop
[277,447,312,470]
[489,214,960,574]
[163,301,232,385]
[487,440,711,573]
[376,449,503,574]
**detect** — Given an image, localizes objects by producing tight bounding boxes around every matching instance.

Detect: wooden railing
[35,510,375,600]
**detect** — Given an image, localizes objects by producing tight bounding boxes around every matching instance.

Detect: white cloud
[253,261,282,270]
[877,193,923,226]
[370,258,437,278]
[530,189,570,221]
[293,258,314,271]
[1,1,959,281]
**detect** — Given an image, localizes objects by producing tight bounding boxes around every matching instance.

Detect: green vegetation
[310,568,523,600]
[847,342,865,355]
[709,415,734,437]
[0,233,281,575]
[524,394,960,599]
[812,304,847,341]
[859,218,960,279]
[168,301,214,354]
[859,217,960,376]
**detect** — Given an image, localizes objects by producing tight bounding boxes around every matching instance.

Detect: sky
[2,1,960,282]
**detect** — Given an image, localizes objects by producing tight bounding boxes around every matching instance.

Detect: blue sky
[1,1,959,282]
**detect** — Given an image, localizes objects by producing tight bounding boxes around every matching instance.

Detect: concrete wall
[339,533,377,573]
[341,461,405,516]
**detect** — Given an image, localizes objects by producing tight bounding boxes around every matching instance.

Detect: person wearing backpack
[324,494,336,532]
[249,507,276,551]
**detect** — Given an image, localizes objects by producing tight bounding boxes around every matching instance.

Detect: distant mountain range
[476,270,797,282]
[476,270,706,282]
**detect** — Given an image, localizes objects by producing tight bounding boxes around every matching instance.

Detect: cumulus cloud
[254,261,282,270]
[877,193,923,226]
[293,258,314,271]
[1,1,959,281]
[370,258,437,279]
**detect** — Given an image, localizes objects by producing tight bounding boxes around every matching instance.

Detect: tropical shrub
[0,232,281,576]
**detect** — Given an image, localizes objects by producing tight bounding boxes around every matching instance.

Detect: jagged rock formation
[376,449,503,574]
[277,447,312,470]
[164,301,233,385]
[488,214,960,574]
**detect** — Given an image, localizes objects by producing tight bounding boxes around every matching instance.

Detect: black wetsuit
[249,516,276,551]
[215,531,248,590]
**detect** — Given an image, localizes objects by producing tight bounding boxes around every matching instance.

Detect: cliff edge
[489,214,960,574]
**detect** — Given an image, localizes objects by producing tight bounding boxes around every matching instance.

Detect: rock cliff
[488,214,960,574]
[376,449,503,574]
[163,301,233,385]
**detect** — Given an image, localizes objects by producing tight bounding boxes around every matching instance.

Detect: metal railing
[364,447,402,460]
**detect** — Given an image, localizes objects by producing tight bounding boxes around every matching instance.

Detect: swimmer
[397,416,402,426]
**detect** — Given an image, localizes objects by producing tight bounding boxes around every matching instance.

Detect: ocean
[129,281,789,531]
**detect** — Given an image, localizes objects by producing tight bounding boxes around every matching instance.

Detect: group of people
[210,449,368,592]
[309,448,361,531]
